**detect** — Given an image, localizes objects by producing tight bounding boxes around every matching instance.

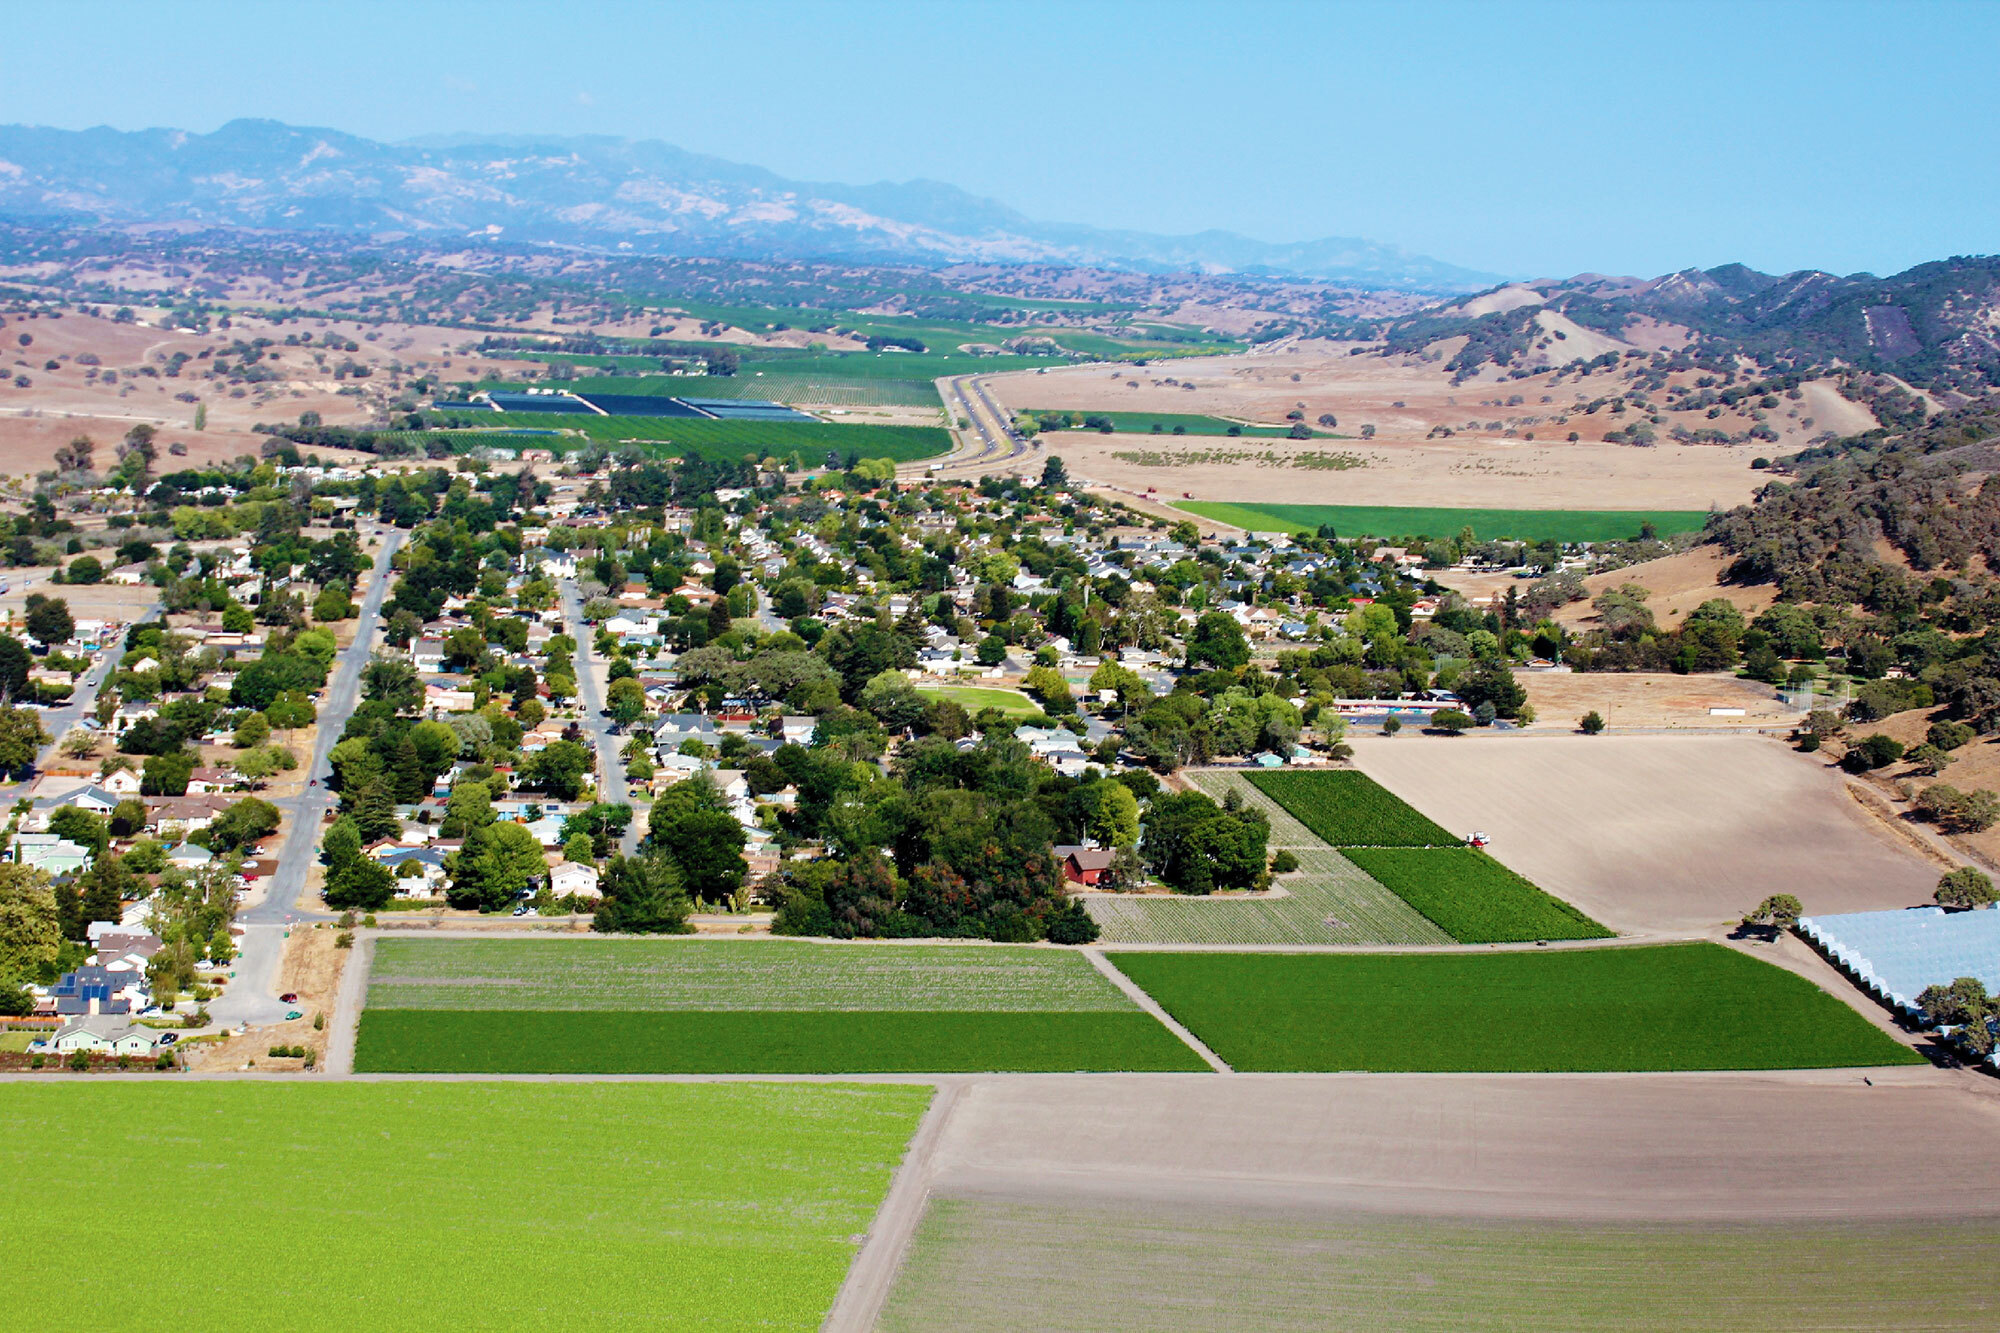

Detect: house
[10,833,93,876]
[107,562,150,586]
[167,842,214,868]
[25,783,120,831]
[1054,845,1117,888]
[46,965,146,1016]
[778,716,817,746]
[184,765,239,795]
[548,861,602,899]
[100,767,143,796]
[47,1015,164,1056]
[369,843,449,895]
[146,795,233,838]
[411,637,447,672]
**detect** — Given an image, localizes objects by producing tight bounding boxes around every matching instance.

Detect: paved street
[559,577,644,856]
[210,527,405,1029]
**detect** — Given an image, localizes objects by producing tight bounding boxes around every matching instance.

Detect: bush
[1578,710,1605,734]
[1429,709,1473,734]
[1928,720,1977,752]
[1270,850,1300,874]
[1840,733,1905,772]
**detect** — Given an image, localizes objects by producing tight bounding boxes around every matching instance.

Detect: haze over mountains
[0,118,1504,292]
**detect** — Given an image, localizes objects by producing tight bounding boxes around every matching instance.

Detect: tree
[232,711,270,749]
[322,816,362,872]
[0,864,59,980]
[0,704,49,776]
[606,675,647,729]
[447,821,546,912]
[1841,733,1905,772]
[208,798,281,852]
[1935,866,1998,910]
[24,596,74,647]
[1040,455,1069,490]
[1043,897,1099,944]
[1578,710,1605,734]
[590,853,694,934]
[1429,709,1474,734]
[523,739,592,800]
[324,856,395,911]
[649,781,747,903]
[1916,976,1994,1028]
[1083,779,1140,849]
[563,833,595,864]
[1187,612,1249,670]
[64,556,104,585]
[108,797,148,838]
[47,807,110,858]
[1741,893,1803,933]
[141,749,197,796]
[1454,660,1527,719]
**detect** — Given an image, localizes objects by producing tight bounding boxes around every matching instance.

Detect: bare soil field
[1351,734,1939,933]
[185,924,346,1071]
[1553,546,1777,631]
[981,337,1859,508]
[0,574,158,625]
[1516,669,1798,729]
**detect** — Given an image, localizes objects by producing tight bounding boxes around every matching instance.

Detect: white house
[549,861,602,899]
[47,1016,165,1056]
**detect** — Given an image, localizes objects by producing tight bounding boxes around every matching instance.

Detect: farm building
[1799,905,2000,1034]
[1054,846,1117,888]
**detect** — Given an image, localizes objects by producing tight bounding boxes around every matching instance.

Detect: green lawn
[0,1081,930,1331]
[358,938,1205,1073]
[913,684,1041,718]
[1340,847,1611,943]
[0,1031,33,1052]
[1176,501,1709,543]
[1107,944,1922,1072]
[356,1009,1204,1073]
[1246,770,1459,848]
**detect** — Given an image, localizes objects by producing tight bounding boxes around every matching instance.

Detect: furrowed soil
[1351,734,1938,933]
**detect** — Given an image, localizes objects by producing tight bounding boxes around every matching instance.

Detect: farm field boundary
[1175,501,1709,543]
[354,937,1206,1073]
[1105,943,1924,1072]
[0,1080,930,1332]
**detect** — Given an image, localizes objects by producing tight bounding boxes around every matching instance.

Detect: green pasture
[1108,944,1922,1072]
[1176,501,1711,543]
[0,1081,930,1331]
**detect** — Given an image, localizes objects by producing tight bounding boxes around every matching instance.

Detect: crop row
[1340,847,1611,943]
[1246,770,1459,847]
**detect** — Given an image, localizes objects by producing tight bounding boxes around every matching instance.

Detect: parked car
[159,1032,179,1045]
[278,992,298,1003]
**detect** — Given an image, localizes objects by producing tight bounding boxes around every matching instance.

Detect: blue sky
[0,0,1992,280]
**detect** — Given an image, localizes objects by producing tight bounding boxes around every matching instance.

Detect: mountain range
[0,118,1502,292]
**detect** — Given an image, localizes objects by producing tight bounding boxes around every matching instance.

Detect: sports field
[912,684,1040,718]
[880,1193,2000,1333]
[1176,501,1709,543]
[1,1081,929,1332]
[355,938,1206,1073]
[1107,943,1922,1072]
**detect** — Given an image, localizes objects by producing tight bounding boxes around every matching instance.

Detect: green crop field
[1107,944,1923,1072]
[357,938,1206,1073]
[1246,770,1459,847]
[1340,847,1611,943]
[503,372,946,408]
[880,1193,2000,1333]
[1031,410,1331,438]
[912,685,1041,718]
[1176,501,1710,543]
[1,1081,930,1331]
[414,412,952,463]
[1085,848,1453,946]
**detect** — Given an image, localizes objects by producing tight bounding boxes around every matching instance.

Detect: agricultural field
[355,938,1205,1074]
[2,1081,930,1332]
[1176,501,1709,543]
[911,684,1041,718]
[400,412,952,463]
[1085,848,1453,946]
[1246,770,1459,847]
[1030,410,1332,438]
[1340,847,1610,943]
[880,1193,2000,1333]
[1107,944,1923,1072]
[509,372,945,408]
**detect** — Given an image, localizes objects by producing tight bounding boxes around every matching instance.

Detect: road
[918,375,1035,479]
[558,577,644,856]
[6,598,162,788]
[210,527,405,1029]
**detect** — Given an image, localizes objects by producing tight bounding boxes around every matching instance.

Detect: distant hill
[1372,259,2000,394]
[0,118,1503,293]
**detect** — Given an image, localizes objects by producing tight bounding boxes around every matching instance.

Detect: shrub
[1928,720,1977,752]
[1430,709,1473,734]
[1840,734,1905,772]
[1936,866,1998,910]
[1270,850,1300,874]
[1578,710,1605,734]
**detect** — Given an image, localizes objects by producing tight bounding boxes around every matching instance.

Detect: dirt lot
[1515,669,1799,730]
[184,924,346,1072]
[1351,733,1941,933]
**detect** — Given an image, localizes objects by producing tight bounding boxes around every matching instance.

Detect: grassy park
[1176,501,1710,543]
[912,684,1041,718]
[0,1081,930,1331]
[355,938,1206,1073]
[1108,944,1923,1072]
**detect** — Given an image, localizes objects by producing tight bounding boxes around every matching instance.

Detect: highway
[559,576,645,856]
[920,374,1036,478]
[211,526,405,1029]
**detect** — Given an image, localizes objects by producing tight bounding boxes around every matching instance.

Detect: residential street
[558,576,644,856]
[210,527,405,1030]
